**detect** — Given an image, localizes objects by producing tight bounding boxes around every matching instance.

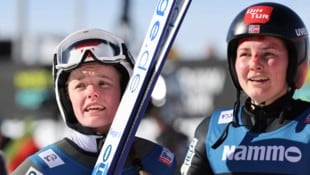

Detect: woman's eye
[75,83,85,89]
[264,52,274,57]
[98,81,109,87]
[238,52,250,58]
[262,52,276,60]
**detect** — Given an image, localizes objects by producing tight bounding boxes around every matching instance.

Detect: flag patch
[158,147,174,167]
[248,25,260,33]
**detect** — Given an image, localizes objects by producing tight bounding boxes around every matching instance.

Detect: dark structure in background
[162,59,235,120]
[118,0,132,46]
[0,61,57,119]
[0,40,12,59]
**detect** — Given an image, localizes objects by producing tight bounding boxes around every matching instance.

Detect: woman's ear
[295,61,308,89]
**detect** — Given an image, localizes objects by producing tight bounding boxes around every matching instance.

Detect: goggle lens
[56,39,126,70]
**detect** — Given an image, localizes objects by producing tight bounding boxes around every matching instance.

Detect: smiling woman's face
[235,36,289,105]
[67,62,121,134]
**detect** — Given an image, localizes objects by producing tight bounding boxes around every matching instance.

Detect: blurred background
[0,0,309,173]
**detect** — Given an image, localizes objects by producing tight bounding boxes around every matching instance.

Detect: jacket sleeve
[180,117,214,175]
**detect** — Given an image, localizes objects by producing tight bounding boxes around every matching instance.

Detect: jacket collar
[66,129,105,153]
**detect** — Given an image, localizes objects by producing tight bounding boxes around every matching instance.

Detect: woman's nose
[249,53,263,70]
[87,84,100,99]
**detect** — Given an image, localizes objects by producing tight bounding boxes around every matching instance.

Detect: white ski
[92,0,191,174]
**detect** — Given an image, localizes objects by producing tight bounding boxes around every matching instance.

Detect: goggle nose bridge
[79,49,98,62]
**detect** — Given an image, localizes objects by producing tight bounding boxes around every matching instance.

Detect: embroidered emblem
[38,149,64,168]
[218,109,234,124]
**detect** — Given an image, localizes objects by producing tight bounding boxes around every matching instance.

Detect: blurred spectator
[147,105,189,175]
[205,44,218,60]
[0,133,11,150]
[0,151,8,175]
[4,117,39,173]
[0,119,10,175]
[0,120,12,150]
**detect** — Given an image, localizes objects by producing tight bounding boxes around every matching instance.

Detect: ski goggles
[55,30,130,71]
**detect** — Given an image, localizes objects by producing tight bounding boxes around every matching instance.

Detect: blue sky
[0,0,309,59]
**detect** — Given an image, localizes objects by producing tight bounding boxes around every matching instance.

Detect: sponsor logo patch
[158,147,174,167]
[295,27,308,37]
[218,109,233,124]
[181,138,198,174]
[244,5,273,24]
[222,145,302,163]
[38,149,64,168]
